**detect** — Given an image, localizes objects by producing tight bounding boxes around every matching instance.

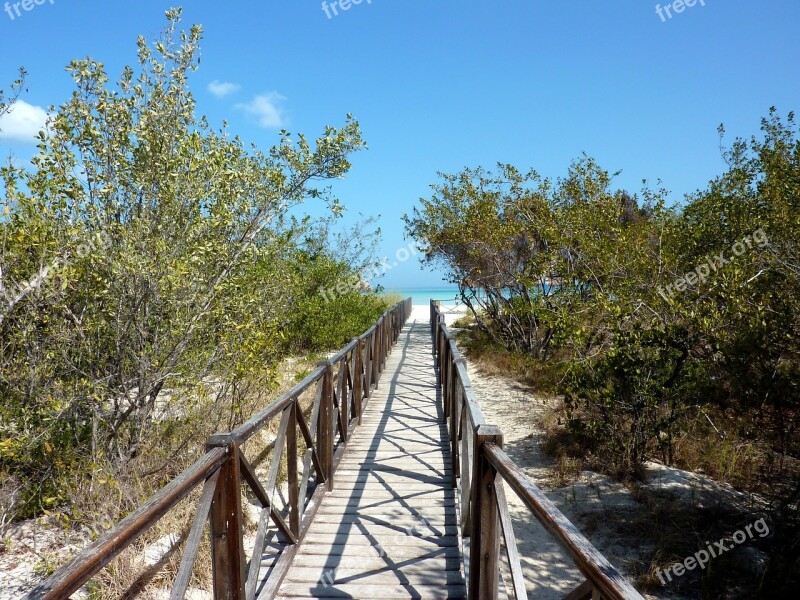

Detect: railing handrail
[28,297,413,600]
[26,448,228,599]
[231,365,325,443]
[484,443,644,600]
[430,299,645,600]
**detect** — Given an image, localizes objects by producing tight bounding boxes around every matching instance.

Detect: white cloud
[235,93,287,128]
[0,100,50,144]
[208,80,241,98]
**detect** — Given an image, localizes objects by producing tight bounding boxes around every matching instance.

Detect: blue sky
[1,0,798,289]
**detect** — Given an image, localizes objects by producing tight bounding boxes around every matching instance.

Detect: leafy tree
[0,10,378,521]
[408,110,800,594]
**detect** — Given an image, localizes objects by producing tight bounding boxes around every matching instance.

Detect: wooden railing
[431,300,645,600]
[27,298,413,600]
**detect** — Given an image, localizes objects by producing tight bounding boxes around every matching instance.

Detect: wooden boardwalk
[273,318,466,599]
[31,299,644,600]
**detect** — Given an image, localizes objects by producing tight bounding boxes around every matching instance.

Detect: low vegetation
[406,115,800,596]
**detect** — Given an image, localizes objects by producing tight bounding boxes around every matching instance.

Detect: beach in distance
[390,287,461,306]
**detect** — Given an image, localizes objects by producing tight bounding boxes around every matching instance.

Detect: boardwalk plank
[265,544,461,560]
[268,319,466,599]
[289,555,462,570]
[275,583,467,599]
[284,567,466,585]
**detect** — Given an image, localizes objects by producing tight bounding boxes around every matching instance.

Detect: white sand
[409,302,465,327]
[463,363,648,599]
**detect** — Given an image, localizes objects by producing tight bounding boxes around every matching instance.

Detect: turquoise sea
[389,287,461,306]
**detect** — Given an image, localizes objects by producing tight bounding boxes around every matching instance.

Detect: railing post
[371,328,380,390]
[319,360,335,491]
[365,333,373,397]
[206,434,246,600]
[448,350,458,416]
[437,315,446,385]
[353,338,364,424]
[288,401,300,538]
[469,425,503,600]
[385,316,389,358]
[443,341,453,419]
[432,300,441,339]
[341,355,350,437]
[450,358,466,488]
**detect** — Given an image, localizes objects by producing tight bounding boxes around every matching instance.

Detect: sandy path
[463,365,590,599]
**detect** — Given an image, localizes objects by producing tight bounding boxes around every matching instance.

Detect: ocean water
[389,287,461,306]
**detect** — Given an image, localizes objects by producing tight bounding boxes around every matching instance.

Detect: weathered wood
[277,543,462,561]
[469,425,503,600]
[496,477,528,600]
[450,361,465,489]
[460,409,472,537]
[207,438,247,600]
[298,380,323,516]
[485,443,643,600]
[308,521,459,535]
[170,470,220,600]
[289,553,461,569]
[319,360,335,492]
[337,356,349,442]
[353,338,364,424]
[245,508,270,600]
[322,488,455,500]
[373,317,382,385]
[562,580,595,600]
[272,318,465,599]
[288,401,300,539]
[314,505,458,518]
[332,365,347,444]
[364,330,374,396]
[302,533,459,548]
[275,583,467,599]
[24,448,226,600]
[283,566,466,585]
[255,442,336,599]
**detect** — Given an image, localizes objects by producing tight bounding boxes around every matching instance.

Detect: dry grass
[0,474,23,541]
[83,490,210,599]
[537,400,784,598]
[453,326,567,393]
[668,407,772,494]
[32,353,321,598]
[450,312,475,329]
[538,399,598,486]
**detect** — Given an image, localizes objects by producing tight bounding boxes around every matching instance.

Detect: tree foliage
[0,10,387,522]
[406,111,800,591]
